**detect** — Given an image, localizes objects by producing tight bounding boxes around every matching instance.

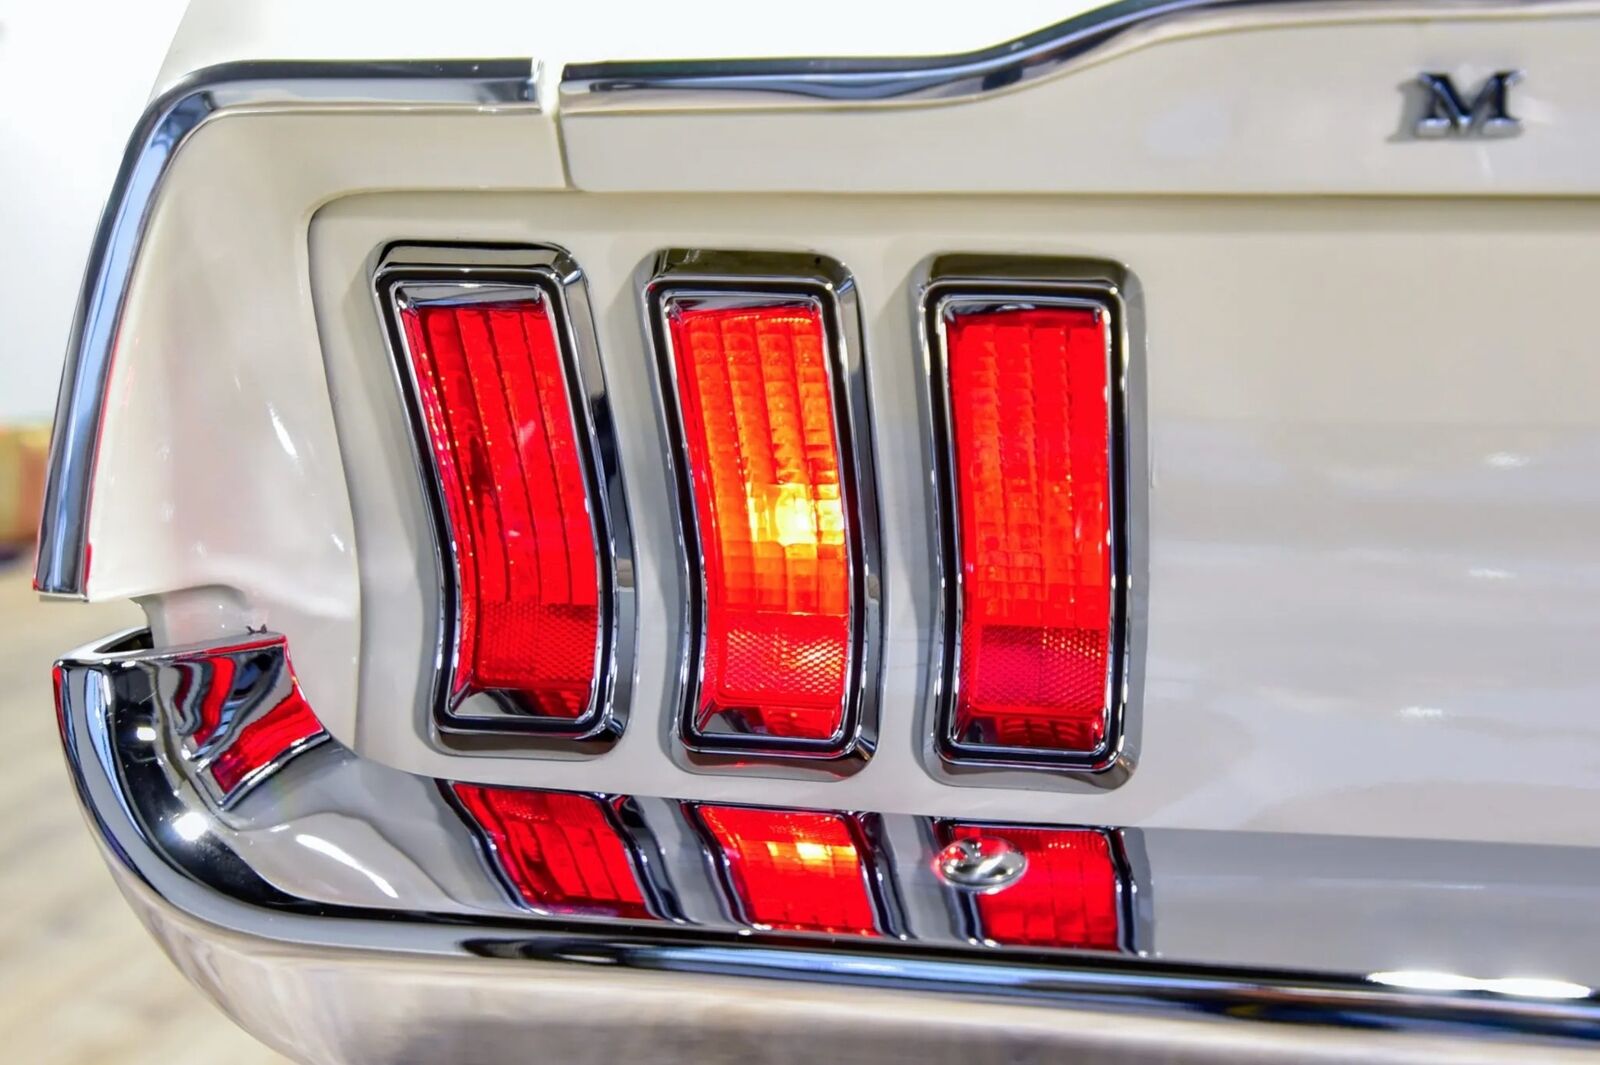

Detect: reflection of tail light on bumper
[690,804,894,936]
[449,785,663,919]
[164,635,328,807]
[206,688,323,795]
[935,822,1130,952]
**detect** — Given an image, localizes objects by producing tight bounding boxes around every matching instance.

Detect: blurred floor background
[0,562,287,1063]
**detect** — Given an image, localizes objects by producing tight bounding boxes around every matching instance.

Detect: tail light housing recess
[921,256,1139,782]
[377,245,633,750]
[643,250,882,772]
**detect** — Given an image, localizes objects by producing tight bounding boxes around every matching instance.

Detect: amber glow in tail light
[656,276,872,758]
[695,805,882,935]
[451,785,652,918]
[940,823,1124,951]
[933,294,1121,765]
[394,287,605,731]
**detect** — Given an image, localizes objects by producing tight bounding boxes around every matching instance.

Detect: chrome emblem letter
[1414,71,1522,138]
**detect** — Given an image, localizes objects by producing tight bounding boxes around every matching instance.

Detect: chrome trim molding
[639,249,884,776]
[373,243,636,753]
[34,59,540,598]
[55,627,1600,1057]
[558,0,1563,114]
[916,255,1146,788]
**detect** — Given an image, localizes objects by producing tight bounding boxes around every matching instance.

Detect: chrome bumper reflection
[56,630,1600,1060]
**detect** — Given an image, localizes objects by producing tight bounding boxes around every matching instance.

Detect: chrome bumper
[59,629,1600,1063]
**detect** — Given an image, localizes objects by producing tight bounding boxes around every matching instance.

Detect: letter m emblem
[1414,71,1522,138]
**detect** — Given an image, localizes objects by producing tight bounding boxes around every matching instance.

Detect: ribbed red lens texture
[398,296,601,719]
[944,305,1112,753]
[942,824,1121,950]
[451,785,650,918]
[209,687,324,794]
[697,805,878,935]
[667,299,851,743]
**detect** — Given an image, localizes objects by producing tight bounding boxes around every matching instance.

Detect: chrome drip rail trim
[559,0,1580,114]
[34,58,539,598]
[53,626,1600,1056]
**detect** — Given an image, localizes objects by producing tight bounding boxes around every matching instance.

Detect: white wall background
[0,0,188,424]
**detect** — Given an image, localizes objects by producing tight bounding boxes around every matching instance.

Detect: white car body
[36,1,1600,1061]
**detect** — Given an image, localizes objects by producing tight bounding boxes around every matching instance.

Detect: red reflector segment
[451,785,652,918]
[396,292,603,725]
[939,823,1123,951]
[939,302,1115,758]
[695,805,881,935]
[663,296,854,748]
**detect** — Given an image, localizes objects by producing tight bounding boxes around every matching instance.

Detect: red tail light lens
[935,298,1118,762]
[695,805,882,935]
[451,785,652,918]
[939,823,1124,951]
[394,288,604,730]
[660,293,858,751]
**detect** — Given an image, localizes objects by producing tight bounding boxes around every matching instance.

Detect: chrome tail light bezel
[374,243,635,751]
[919,255,1145,785]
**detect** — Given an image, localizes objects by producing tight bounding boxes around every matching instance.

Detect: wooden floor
[0,563,287,1064]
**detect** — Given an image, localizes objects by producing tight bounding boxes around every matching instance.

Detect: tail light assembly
[921,256,1138,782]
[644,251,882,772]
[375,245,1139,785]
[377,245,633,750]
